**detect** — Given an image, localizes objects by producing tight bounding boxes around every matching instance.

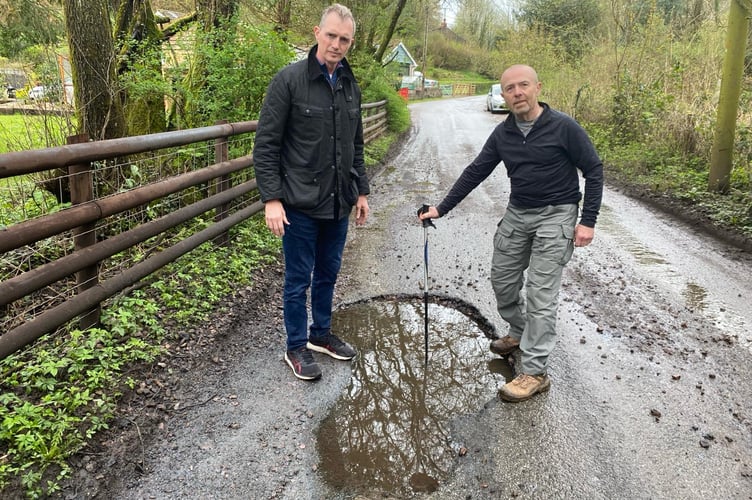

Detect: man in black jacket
[419,64,603,402]
[253,4,370,381]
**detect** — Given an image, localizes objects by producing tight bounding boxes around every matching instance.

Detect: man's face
[314,14,354,72]
[500,66,542,120]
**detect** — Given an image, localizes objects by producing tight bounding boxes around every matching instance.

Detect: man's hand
[264,199,288,237]
[574,224,594,247]
[355,195,369,225]
[418,205,439,222]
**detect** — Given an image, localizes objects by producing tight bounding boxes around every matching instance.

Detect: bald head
[501,65,539,87]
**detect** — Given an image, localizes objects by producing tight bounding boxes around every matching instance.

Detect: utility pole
[422,0,428,93]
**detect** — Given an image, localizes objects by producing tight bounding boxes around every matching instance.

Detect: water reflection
[317,297,512,497]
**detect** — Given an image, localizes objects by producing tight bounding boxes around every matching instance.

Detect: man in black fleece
[419,64,603,402]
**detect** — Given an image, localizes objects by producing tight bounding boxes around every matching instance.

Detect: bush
[351,55,410,134]
[180,22,293,128]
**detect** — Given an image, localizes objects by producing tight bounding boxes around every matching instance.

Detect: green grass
[430,68,492,82]
[0,113,73,153]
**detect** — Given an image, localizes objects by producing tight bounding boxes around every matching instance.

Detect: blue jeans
[282,208,349,351]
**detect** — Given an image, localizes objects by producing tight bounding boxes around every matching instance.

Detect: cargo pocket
[493,218,514,252]
[535,224,575,266]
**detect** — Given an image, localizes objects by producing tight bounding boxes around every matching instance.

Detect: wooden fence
[0,100,388,359]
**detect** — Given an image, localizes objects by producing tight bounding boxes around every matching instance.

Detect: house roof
[383,42,417,67]
[0,69,27,88]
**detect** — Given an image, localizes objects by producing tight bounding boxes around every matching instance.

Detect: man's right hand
[264,199,288,237]
[418,205,439,222]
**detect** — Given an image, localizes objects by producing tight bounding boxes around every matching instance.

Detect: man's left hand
[355,195,369,225]
[574,224,594,247]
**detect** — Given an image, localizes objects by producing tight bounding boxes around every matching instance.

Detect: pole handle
[417,204,436,228]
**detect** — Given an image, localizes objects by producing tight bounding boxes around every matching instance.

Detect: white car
[28,85,49,100]
[486,83,508,114]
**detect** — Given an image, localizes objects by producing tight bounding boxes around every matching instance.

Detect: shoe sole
[499,380,551,402]
[489,342,520,356]
[284,352,322,381]
[307,342,356,361]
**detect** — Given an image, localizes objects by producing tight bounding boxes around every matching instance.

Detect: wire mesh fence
[0,127,259,352]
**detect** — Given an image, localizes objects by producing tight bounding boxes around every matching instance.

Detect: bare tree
[373,0,409,62]
[197,0,238,29]
[453,0,504,50]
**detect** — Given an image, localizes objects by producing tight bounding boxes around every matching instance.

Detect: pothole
[316,295,512,497]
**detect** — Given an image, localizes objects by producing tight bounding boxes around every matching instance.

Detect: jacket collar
[306,44,354,82]
[504,101,551,131]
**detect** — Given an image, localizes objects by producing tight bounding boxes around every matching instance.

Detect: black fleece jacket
[437,103,603,227]
[253,45,370,220]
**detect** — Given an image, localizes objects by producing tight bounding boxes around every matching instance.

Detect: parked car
[4,85,15,99]
[486,83,508,113]
[28,85,49,100]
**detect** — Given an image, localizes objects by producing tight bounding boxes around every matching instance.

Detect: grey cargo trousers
[491,203,578,375]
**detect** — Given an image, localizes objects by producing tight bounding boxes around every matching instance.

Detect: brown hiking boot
[499,373,551,402]
[490,335,521,355]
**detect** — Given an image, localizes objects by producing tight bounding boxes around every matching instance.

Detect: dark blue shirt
[319,61,343,87]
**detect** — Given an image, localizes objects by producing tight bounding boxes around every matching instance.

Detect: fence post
[214,120,230,246]
[67,132,100,330]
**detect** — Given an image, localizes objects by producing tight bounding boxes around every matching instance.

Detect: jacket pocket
[292,104,326,144]
[282,169,321,209]
[342,167,360,206]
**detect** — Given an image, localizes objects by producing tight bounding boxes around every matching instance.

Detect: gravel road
[57,96,752,500]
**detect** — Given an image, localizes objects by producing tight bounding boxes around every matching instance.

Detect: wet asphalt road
[340,96,752,499]
[107,96,752,499]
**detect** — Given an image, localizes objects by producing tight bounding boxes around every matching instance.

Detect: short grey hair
[321,3,356,34]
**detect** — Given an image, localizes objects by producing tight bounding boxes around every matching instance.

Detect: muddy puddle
[316,296,512,497]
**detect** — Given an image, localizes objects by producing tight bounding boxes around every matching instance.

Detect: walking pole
[417,205,435,365]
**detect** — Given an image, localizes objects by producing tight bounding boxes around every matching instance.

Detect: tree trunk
[114,0,167,135]
[197,0,238,29]
[373,0,408,63]
[276,0,292,32]
[63,0,127,141]
[708,0,749,193]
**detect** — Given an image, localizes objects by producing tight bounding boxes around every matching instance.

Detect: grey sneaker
[490,335,521,355]
[307,333,357,361]
[285,347,322,381]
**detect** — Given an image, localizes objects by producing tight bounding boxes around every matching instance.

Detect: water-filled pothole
[316,296,513,497]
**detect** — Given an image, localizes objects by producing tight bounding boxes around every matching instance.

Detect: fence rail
[0,99,388,359]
